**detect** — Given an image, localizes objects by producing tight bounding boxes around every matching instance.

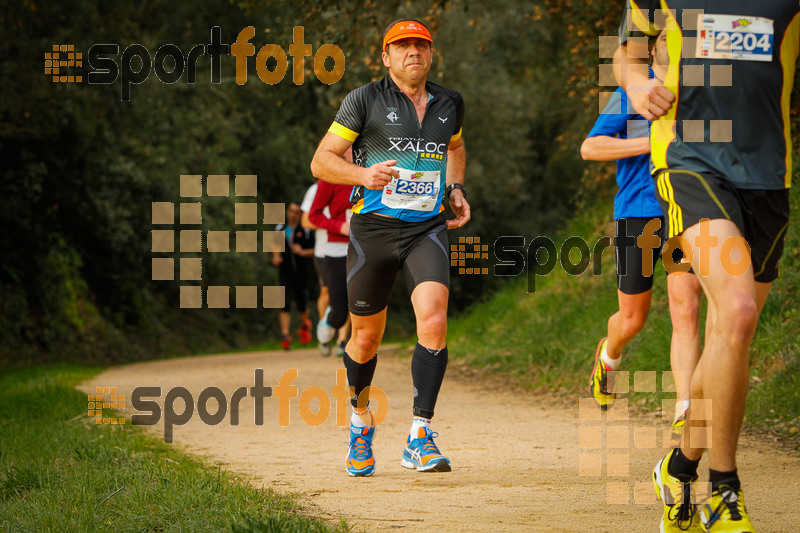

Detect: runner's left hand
[447,189,470,229]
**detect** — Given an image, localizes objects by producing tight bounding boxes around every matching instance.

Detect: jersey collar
[381,75,438,101]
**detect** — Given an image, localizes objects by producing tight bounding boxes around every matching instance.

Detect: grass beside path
[448,187,800,445]
[0,364,349,533]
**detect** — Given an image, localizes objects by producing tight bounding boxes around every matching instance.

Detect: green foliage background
[1,1,794,371]
[0,0,609,364]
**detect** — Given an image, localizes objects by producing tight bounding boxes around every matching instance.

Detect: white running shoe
[319,342,332,358]
[316,307,336,344]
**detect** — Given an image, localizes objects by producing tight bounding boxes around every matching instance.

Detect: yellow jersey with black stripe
[327,76,464,222]
[620,0,800,190]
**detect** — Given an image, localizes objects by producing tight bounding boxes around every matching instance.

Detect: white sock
[675,400,690,420]
[410,416,431,438]
[600,343,621,370]
[351,409,368,428]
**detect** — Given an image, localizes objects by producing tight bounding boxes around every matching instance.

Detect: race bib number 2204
[696,14,774,62]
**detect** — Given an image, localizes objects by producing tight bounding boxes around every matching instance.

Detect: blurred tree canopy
[0,0,622,365]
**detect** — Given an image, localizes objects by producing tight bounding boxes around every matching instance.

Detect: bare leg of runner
[279,311,291,338]
[410,281,448,350]
[317,285,329,322]
[755,281,771,314]
[680,219,758,472]
[403,281,452,472]
[606,290,652,358]
[666,273,702,411]
[346,309,386,426]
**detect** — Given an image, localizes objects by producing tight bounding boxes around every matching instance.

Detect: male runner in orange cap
[311,18,469,476]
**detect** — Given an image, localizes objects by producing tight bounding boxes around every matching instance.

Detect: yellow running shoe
[701,485,756,532]
[589,337,616,410]
[668,411,687,449]
[653,449,703,532]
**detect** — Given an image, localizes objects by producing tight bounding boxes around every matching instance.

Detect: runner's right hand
[628,82,675,121]
[361,160,399,190]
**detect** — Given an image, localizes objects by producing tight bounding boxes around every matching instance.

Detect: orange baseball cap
[382,20,433,52]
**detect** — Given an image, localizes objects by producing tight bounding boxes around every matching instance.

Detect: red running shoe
[298,320,313,345]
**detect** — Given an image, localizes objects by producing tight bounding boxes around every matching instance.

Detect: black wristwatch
[446,183,467,199]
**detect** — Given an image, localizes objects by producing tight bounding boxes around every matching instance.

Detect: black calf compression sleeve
[343,352,377,409]
[411,343,448,419]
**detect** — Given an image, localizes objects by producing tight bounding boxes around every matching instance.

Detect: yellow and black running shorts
[654,170,790,283]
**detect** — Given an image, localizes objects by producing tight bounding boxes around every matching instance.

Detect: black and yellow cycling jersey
[328,75,464,222]
[620,1,800,190]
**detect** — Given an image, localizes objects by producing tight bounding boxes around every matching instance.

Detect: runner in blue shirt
[583,31,702,450]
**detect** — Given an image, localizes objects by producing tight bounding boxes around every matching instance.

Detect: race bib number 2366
[380,168,441,212]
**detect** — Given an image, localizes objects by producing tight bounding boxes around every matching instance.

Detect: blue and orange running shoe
[401,427,451,472]
[345,424,376,477]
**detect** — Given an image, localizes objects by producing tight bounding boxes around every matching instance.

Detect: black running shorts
[279,274,309,313]
[615,217,664,295]
[654,170,790,283]
[347,212,450,316]
[313,255,326,288]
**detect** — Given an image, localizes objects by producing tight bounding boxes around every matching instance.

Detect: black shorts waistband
[353,211,446,229]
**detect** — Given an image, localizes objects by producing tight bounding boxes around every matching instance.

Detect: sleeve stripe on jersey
[329,121,359,142]
[450,128,462,143]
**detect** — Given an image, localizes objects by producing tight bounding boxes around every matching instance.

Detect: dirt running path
[79,347,800,532]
